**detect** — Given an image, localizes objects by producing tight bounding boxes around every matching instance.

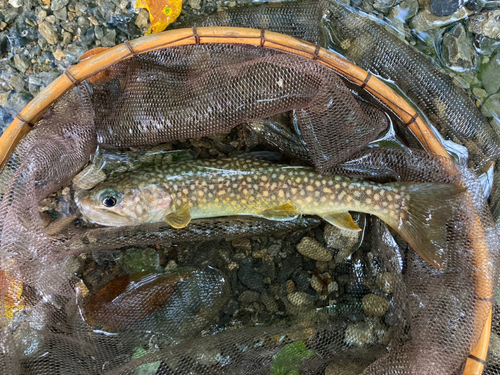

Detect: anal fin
[261,203,300,221]
[321,212,361,231]
[165,205,192,229]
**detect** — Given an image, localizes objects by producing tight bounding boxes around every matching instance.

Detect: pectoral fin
[321,212,361,231]
[261,203,300,221]
[165,205,192,229]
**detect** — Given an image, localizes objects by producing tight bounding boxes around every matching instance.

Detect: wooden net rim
[0,26,490,374]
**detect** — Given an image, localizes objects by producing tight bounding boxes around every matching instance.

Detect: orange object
[135,0,182,35]
[0,27,491,373]
[0,270,23,327]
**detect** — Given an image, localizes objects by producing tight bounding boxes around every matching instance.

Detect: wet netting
[0,1,499,374]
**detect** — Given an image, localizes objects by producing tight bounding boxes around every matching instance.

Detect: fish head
[77,180,173,227]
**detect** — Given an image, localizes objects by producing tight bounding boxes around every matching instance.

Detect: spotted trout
[77,158,464,269]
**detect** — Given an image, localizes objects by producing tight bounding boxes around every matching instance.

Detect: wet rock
[101,29,116,47]
[53,49,66,61]
[481,51,500,94]
[376,272,393,294]
[411,0,468,32]
[324,224,361,263]
[442,24,475,71]
[297,237,332,262]
[260,291,279,313]
[13,55,30,73]
[8,0,23,8]
[328,281,339,294]
[293,270,312,293]
[4,92,33,115]
[468,9,500,40]
[362,294,390,317]
[135,8,150,29]
[465,0,482,12]
[267,243,281,256]
[344,322,375,347]
[311,275,323,293]
[430,0,464,17]
[481,94,500,118]
[387,0,419,36]
[373,0,398,13]
[473,87,487,99]
[278,256,301,283]
[189,0,202,10]
[51,0,69,10]
[222,298,239,316]
[54,7,68,21]
[238,290,260,304]
[118,248,161,274]
[287,291,314,307]
[38,21,59,44]
[238,260,265,292]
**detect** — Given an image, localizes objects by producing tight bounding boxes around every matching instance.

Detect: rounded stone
[296,237,332,262]
[362,294,390,317]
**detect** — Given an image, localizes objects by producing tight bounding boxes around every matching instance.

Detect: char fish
[77,158,464,269]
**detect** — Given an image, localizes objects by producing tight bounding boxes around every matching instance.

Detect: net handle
[0,26,490,374]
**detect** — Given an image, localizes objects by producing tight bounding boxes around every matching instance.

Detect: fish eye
[99,190,118,207]
[102,196,117,207]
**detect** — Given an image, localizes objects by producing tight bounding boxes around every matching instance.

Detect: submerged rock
[481,94,500,118]
[362,294,390,317]
[468,9,500,40]
[430,0,464,17]
[480,51,500,94]
[442,24,475,71]
[411,0,468,32]
[344,322,375,346]
[296,237,332,262]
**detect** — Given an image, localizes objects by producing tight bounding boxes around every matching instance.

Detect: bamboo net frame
[0,26,491,375]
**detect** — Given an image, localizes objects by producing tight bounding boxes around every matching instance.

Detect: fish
[76,158,464,269]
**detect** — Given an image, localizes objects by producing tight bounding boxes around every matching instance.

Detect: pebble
[430,0,464,17]
[372,0,398,13]
[481,94,500,118]
[344,322,375,347]
[286,279,295,294]
[278,257,301,283]
[238,259,265,292]
[135,9,150,29]
[480,51,500,94]
[441,24,475,71]
[376,272,393,294]
[287,291,313,307]
[8,0,23,8]
[164,259,177,271]
[4,92,33,115]
[51,0,69,11]
[362,294,390,317]
[310,275,323,293]
[238,290,260,304]
[327,281,339,294]
[101,29,116,47]
[296,237,332,262]
[13,55,30,73]
[324,224,361,262]
[189,0,202,10]
[411,0,468,32]
[468,9,500,40]
[53,49,67,61]
[473,87,487,99]
[260,291,279,313]
[38,21,59,45]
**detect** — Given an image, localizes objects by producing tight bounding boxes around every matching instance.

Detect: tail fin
[383,183,465,270]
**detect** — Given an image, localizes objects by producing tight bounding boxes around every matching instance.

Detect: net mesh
[0,1,499,375]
